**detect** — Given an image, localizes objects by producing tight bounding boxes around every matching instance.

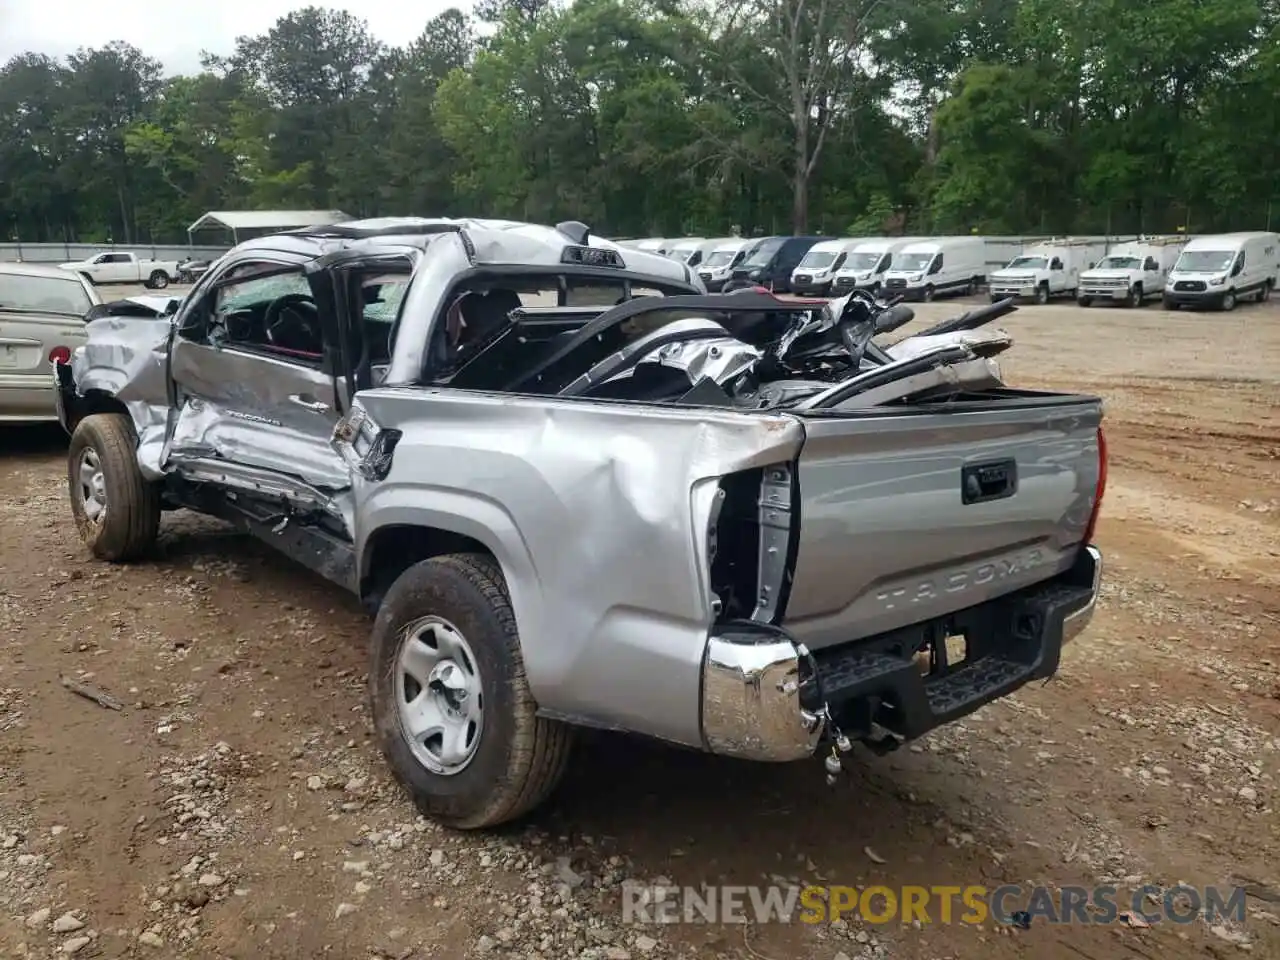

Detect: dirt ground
[1,288,1277,960]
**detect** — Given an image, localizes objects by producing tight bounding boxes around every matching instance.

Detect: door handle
[288,394,330,413]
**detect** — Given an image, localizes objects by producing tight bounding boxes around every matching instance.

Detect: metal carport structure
[186,210,351,246]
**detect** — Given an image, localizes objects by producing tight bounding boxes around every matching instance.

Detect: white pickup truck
[58,252,182,289]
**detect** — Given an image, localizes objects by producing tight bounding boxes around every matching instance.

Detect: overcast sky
[0,0,471,75]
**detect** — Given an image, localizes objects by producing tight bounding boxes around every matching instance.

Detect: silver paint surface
[782,403,1103,649]
[346,387,804,746]
[62,217,1103,752]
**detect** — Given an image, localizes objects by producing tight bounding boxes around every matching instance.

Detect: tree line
[2,0,1278,246]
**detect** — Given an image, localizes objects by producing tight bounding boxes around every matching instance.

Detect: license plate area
[913,629,968,677]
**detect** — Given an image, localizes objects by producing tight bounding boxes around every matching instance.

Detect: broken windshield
[1005,256,1047,270]
[1175,250,1233,272]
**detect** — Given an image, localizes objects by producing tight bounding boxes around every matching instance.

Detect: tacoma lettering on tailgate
[874,547,1049,611]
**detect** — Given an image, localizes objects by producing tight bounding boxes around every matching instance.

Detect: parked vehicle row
[628,230,1280,311]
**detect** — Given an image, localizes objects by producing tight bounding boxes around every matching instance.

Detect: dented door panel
[167,343,350,499]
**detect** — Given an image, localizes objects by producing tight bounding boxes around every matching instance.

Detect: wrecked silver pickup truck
[55,218,1106,828]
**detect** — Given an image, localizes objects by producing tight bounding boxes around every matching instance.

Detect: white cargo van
[1163,232,1279,311]
[881,237,986,301]
[1078,237,1185,307]
[665,237,710,266]
[790,238,867,295]
[830,238,921,295]
[695,238,752,291]
[988,238,1107,304]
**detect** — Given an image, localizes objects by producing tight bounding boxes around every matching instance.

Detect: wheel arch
[357,500,543,647]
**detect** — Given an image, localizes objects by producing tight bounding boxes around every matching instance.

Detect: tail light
[1082,426,1107,544]
[48,345,71,365]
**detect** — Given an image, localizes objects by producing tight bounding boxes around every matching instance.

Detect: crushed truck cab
[55,217,1106,829]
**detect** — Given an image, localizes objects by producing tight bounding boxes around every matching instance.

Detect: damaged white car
[55,218,1107,828]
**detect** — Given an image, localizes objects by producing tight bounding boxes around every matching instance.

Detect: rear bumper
[0,375,58,422]
[699,546,1101,759]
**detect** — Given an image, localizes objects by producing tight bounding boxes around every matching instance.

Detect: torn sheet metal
[348,386,806,748]
[69,314,174,479]
[886,328,1013,362]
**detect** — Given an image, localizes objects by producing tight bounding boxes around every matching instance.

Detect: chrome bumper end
[1062,545,1103,644]
[700,625,822,762]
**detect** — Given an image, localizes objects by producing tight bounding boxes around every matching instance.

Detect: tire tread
[68,413,160,561]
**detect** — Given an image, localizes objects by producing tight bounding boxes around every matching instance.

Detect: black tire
[1034,283,1049,305]
[1077,296,1091,307]
[1259,282,1271,303]
[923,284,935,302]
[1127,284,1143,308]
[370,553,573,830]
[148,270,169,289]
[1222,290,1237,312]
[1162,298,1177,311]
[67,413,161,562]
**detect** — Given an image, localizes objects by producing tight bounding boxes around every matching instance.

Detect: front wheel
[1077,296,1092,307]
[370,554,574,829]
[1035,284,1050,305]
[923,284,936,302]
[67,413,161,561]
[1222,290,1237,311]
[1127,284,1143,308]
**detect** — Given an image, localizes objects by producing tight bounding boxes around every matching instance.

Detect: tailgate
[780,394,1102,651]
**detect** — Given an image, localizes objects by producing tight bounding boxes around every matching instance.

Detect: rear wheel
[67,413,161,561]
[147,270,169,290]
[1259,281,1272,303]
[369,554,574,829]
